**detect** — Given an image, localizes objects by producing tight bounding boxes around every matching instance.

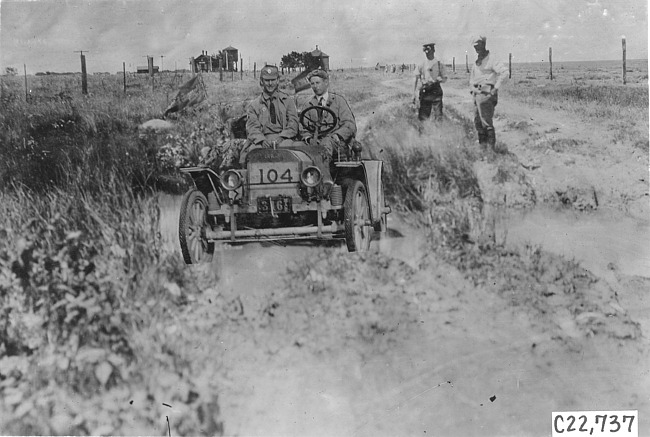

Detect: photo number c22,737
[552,410,638,437]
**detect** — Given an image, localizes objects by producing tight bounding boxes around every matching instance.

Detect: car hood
[247,148,314,164]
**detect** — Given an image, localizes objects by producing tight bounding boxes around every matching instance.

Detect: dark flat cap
[308,69,329,80]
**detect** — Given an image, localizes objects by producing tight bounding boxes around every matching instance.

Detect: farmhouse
[190,46,239,73]
[310,46,329,70]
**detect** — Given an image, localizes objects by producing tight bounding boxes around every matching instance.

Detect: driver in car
[300,69,357,191]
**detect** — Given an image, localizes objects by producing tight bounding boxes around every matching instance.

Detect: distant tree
[280,51,303,71]
[5,67,18,76]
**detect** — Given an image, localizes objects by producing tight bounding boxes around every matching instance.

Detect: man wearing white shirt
[469,35,508,151]
[413,42,448,121]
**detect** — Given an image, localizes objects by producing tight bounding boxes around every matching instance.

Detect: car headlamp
[220,170,243,190]
[300,166,322,187]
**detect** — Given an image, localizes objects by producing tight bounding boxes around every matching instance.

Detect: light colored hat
[470,35,487,45]
[260,65,279,79]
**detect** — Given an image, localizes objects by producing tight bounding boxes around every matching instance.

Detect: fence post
[465,52,469,73]
[509,53,512,79]
[622,37,627,85]
[452,57,455,73]
[123,62,126,93]
[254,62,257,79]
[24,64,28,102]
[549,47,553,80]
[74,51,89,94]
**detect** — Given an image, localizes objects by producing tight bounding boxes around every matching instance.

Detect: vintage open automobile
[178,105,391,264]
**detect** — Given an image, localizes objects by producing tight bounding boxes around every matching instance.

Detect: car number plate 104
[257,196,292,214]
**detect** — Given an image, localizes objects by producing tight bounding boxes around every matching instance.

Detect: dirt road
[160,74,649,436]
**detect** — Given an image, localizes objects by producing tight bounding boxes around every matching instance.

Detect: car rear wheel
[344,180,372,252]
[179,189,214,264]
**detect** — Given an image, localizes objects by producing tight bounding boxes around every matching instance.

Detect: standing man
[413,42,448,121]
[469,36,508,151]
[244,65,299,153]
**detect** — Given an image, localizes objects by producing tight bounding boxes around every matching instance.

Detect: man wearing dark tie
[245,65,300,150]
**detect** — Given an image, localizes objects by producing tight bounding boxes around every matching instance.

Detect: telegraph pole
[622,37,627,85]
[74,50,88,94]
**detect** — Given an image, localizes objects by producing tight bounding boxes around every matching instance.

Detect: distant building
[136,66,159,74]
[222,46,239,71]
[311,46,330,71]
[190,47,239,73]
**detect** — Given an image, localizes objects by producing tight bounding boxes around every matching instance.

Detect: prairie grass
[0,72,239,433]
[359,100,484,250]
[0,180,225,434]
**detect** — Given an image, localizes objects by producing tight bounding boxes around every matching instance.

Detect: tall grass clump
[361,103,483,250]
[0,181,223,434]
[0,74,230,434]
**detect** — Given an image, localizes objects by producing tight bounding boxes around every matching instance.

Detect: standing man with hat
[413,42,448,121]
[469,36,508,151]
[244,65,300,153]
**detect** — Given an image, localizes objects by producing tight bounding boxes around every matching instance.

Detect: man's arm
[330,95,357,142]
[413,66,421,101]
[279,96,299,140]
[437,60,448,83]
[492,58,509,91]
[245,100,266,145]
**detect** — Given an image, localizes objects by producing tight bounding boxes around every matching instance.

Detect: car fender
[336,160,384,226]
[179,166,221,193]
[361,160,385,227]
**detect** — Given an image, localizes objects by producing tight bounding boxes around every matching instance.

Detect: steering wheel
[299,106,338,138]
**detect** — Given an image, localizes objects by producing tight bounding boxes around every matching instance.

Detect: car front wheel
[179,189,214,264]
[343,180,372,252]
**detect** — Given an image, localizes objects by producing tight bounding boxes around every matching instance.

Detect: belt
[471,84,495,95]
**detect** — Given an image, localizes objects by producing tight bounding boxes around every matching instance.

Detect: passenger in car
[240,65,302,163]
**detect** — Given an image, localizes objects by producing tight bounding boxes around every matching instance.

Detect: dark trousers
[418,84,443,121]
[473,92,498,147]
[418,96,443,121]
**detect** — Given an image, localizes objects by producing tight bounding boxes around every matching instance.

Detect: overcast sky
[1,0,647,74]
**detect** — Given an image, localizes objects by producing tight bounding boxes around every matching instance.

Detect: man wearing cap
[469,36,508,151]
[244,65,300,154]
[413,42,448,121]
[297,69,357,193]
[302,69,357,157]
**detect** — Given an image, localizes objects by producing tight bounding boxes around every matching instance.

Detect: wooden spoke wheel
[343,180,372,252]
[179,189,214,264]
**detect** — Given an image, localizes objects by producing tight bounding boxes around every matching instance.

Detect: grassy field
[0,64,647,434]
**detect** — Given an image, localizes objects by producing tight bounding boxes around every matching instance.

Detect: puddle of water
[495,206,650,278]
